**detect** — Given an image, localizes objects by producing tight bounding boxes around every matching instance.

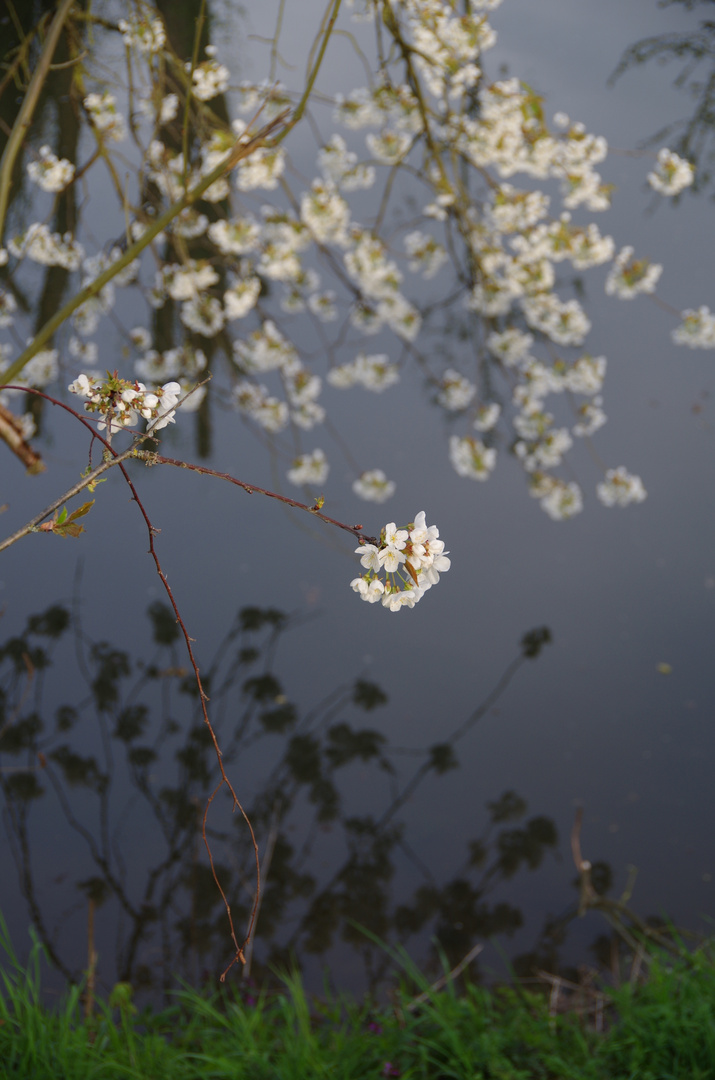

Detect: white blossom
[235,321,298,372]
[335,88,381,129]
[488,184,550,233]
[605,247,662,300]
[233,380,289,432]
[353,469,396,502]
[160,93,179,122]
[171,208,208,239]
[118,13,166,53]
[191,59,230,101]
[647,148,694,196]
[0,288,17,327]
[224,276,261,320]
[521,293,591,346]
[351,511,449,611]
[69,337,98,365]
[8,223,83,270]
[366,130,412,164]
[404,231,447,279]
[160,259,218,301]
[180,295,225,336]
[1,349,58,393]
[449,435,496,480]
[84,91,127,141]
[151,381,182,430]
[537,478,583,520]
[235,147,285,190]
[672,306,715,349]
[573,398,607,437]
[437,369,476,410]
[308,291,338,321]
[135,346,206,383]
[328,353,399,392]
[515,427,572,472]
[318,135,375,190]
[284,366,322,408]
[208,217,261,255]
[290,401,326,430]
[287,448,329,486]
[597,467,647,508]
[300,179,351,246]
[487,328,534,368]
[26,146,75,192]
[473,402,501,432]
[563,354,607,395]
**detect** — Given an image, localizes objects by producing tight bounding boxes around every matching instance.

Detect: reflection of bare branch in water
[0,597,558,999]
[510,806,696,987]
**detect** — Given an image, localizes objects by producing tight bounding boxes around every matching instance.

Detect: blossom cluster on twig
[68,372,182,435]
[351,511,450,611]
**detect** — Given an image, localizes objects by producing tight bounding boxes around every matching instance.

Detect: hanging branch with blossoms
[0,0,700,533]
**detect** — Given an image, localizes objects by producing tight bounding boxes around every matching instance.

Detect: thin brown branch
[0,387,259,972]
[137,451,378,545]
[242,802,281,979]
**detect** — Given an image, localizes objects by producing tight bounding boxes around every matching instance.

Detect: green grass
[1,921,715,1079]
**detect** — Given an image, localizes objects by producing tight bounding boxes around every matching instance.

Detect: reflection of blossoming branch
[0,0,691,521]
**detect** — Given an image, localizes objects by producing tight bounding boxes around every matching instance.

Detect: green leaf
[53,500,95,538]
[81,465,107,493]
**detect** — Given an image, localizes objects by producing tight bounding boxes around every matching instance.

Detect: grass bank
[1,924,714,1079]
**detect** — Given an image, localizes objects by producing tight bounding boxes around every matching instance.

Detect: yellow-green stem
[0,112,288,387]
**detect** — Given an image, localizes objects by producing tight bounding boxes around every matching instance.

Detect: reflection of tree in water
[612,0,715,193]
[0,598,563,998]
[1,0,81,438]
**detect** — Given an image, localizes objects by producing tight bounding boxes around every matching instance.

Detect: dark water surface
[1,0,713,1001]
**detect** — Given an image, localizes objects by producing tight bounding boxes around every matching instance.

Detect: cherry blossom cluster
[596,468,647,508]
[68,373,182,435]
[287,448,329,487]
[647,148,695,196]
[671,306,715,349]
[605,247,662,300]
[351,512,451,612]
[327,353,400,392]
[352,470,396,503]
[26,146,75,193]
[118,11,166,54]
[83,91,127,142]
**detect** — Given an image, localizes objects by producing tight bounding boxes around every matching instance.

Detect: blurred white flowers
[605,247,662,300]
[287,448,329,487]
[596,467,647,508]
[26,147,75,193]
[647,148,694,196]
